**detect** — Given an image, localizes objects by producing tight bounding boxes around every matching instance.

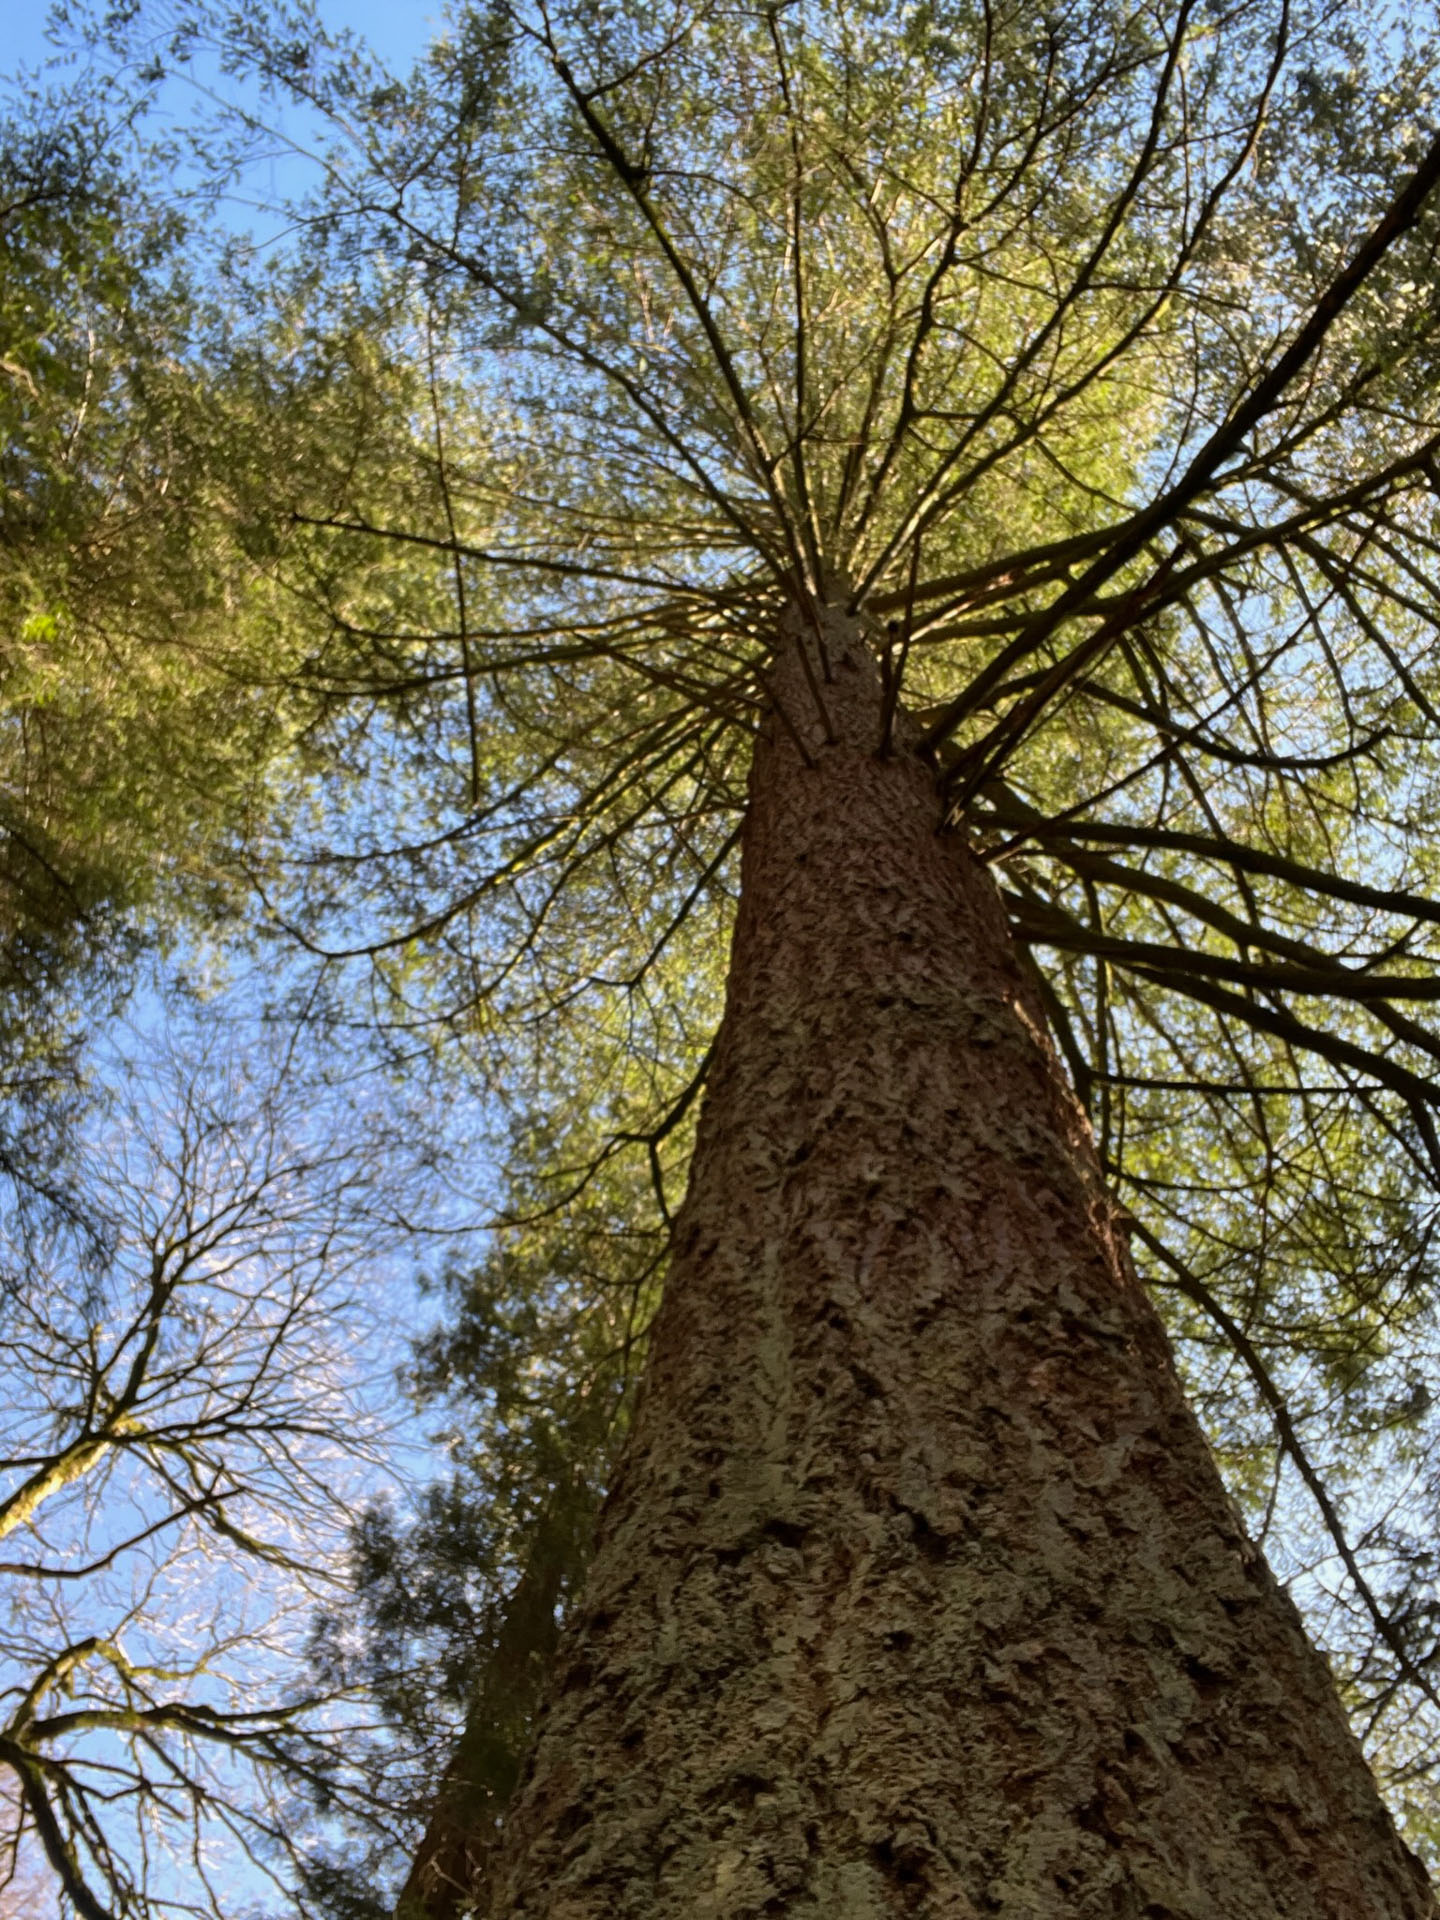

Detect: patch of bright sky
[6,0,444,246]
[7,0,439,89]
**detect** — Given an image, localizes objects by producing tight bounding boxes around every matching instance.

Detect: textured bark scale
[473,603,1435,1918]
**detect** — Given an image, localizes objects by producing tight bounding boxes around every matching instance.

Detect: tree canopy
[212,0,1440,1833]
[0,64,467,1914]
[15,0,1440,1906]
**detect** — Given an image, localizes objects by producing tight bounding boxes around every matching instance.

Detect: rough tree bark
[457,599,1436,1918]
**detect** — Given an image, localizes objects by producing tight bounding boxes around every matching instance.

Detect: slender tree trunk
[472,599,1435,1918]
[399,1489,581,1918]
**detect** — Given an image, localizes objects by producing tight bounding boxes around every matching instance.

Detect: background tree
[0,69,437,1057]
[0,64,487,1918]
[0,984,419,1920]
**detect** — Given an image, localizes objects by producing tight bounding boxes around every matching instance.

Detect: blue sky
[6,1,449,243]
[7,0,442,82]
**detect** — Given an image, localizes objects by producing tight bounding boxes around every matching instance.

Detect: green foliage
[2,107,224,940]
[0,84,456,990]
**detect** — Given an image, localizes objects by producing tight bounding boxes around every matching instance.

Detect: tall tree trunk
[472,600,1435,1918]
